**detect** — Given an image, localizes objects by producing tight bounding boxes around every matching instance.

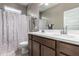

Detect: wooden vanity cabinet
[29,35,56,56]
[28,34,79,56]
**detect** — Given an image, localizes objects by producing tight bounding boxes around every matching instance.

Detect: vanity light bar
[4,6,22,14]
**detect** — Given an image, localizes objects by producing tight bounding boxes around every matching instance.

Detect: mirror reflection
[40,3,79,30]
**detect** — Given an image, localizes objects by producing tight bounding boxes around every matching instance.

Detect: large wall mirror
[64,7,79,30]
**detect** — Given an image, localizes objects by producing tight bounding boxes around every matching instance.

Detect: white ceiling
[39,3,58,12]
[19,3,58,12]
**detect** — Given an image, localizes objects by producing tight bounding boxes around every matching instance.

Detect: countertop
[28,30,79,45]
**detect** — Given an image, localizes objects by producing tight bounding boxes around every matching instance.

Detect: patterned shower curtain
[0,10,29,56]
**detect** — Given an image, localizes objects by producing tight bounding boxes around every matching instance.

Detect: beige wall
[0,3,27,14]
[42,3,79,29]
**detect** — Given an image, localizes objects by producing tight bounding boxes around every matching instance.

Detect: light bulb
[45,3,49,6]
[40,3,49,6]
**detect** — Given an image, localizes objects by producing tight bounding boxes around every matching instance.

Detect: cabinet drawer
[60,42,79,56]
[45,39,55,49]
[32,35,55,49]
[41,45,55,56]
[32,35,46,44]
[32,35,41,42]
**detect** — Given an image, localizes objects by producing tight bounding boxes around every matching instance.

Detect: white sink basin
[34,31,79,40]
[45,33,76,39]
[56,34,74,37]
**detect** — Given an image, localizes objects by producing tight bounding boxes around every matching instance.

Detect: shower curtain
[0,10,29,56]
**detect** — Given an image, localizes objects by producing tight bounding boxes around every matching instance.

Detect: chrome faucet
[61,25,68,34]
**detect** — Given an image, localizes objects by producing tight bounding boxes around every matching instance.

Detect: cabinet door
[41,45,55,56]
[28,39,32,56]
[60,42,79,56]
[45,39,55,49]
[32,41,40,56]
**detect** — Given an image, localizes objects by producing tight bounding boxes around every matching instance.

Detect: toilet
[19,41,28,55]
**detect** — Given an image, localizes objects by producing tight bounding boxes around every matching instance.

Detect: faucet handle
[60,25,68,34]
[65,25,68,34]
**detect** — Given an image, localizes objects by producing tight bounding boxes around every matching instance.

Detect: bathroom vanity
[28,32,79,56]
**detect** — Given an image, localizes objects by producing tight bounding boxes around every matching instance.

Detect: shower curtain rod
[0,8,25,15]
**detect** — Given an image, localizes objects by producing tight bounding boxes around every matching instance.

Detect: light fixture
[4,6,22,14]
[40,3,49,6]
[45,3,49,6]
